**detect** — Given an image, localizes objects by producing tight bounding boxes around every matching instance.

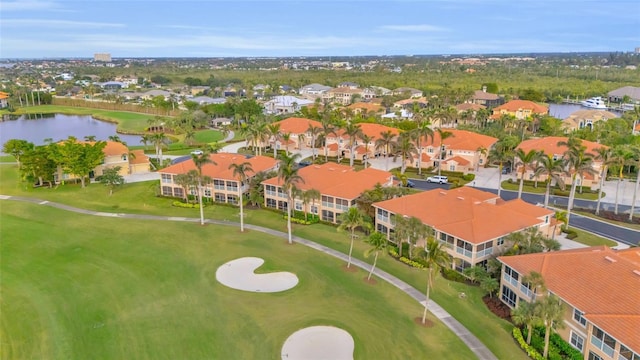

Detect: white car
[190,150,203,155]
[426,175,448,184]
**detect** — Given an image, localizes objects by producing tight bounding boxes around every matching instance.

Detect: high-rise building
[94,53,112,62]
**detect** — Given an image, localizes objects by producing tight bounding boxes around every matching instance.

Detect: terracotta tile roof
[456,103,486,111]
[0,91,9,99]
[419,129,498,151]
[347,102,383,112]
[496,198,552,218]
[493,100,548,114]
[516,136,608,157]
[262,162,393,199]
[129,149,150,164]
[326,143,339,151]
[331,123,400,141]
[102,141,129,156]
[394,97,428,106]
[374,187,552,244]
[273,117,322,134]
[443,156,470,166]
[160,153,277,180]
[498,247,640,352]
[472,90,501,101]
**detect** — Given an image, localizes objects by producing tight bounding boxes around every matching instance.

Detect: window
[497,237,505,246]
[266,198,277,209]
[449,165,456,171]
[438,232,454,248]
[520,282,535,299]
[619,344,640,360]
[570,332,584,352]
[376,208,389,223]
[161,173,172,184]
[278,200,288,211]
[573,309,587,327]
[503,266,519,287]
[295,202,302,211]
[588,352,603,360]
[227,194,238,204]
[335,198,349,211]
[501,285,517,307]
[311,205,318,214]
[204,188,212,198]
[226,181,238,192]
[455,259,471,272]
[322,195,334,208]
[377,223,388,234]
[591,326,616,357]
[174,187,184,198]
[161,186,173,196]
[214,193,226,203]
[322,210,334,222]
[214,179,225,190]
[477,241,494,258]
[456,239,472,258]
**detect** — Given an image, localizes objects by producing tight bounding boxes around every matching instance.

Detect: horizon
[1,0,638,58]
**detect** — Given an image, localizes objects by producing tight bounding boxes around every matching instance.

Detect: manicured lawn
[194,129,224,143]
[0,155,16,162]
[500,180,601,200]
[0,164,528,359]
[1,202,475,359]
[566,227,619,247]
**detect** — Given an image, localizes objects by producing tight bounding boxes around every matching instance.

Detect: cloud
[1,19,125,28]
[379,24,448,32]
[0,0,57,11]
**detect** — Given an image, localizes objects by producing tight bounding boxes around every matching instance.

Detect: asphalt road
[406,179,640,246]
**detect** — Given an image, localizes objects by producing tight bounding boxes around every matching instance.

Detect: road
[407,179,640,246]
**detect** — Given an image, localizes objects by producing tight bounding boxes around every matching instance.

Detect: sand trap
[215,257,298,293]
[281,326,354,360]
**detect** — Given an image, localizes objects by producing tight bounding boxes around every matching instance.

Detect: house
[264,95,314,115]
[189,86,211,96]
[392,87,423,98]
[607,86,640,103]
[497,246,640,359]
[368,86,392,97]
[267,117,323,151]
[337,81,359,89]
[415,129,498,173]
[561,109,618,132]
[0,91,9,108]
[299,83,332,96]
[515,137,607,188]
[393,97,429,110]
[330,123,401,161]
[96,81,126,90]
[381,109,413,120]
[262,162,394,223]
[455,103,487,126]
[373,187,554,271]
[140,89,172,100]
[347,102,385,116]
[158,153,278,204]
[468,88,504,107]
[491,100,548,120]
[191,96,226,105]
[323,87,365,105]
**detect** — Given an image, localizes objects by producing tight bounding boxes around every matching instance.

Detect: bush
[172,201,202,209]
[284,210,320,224]
[462,173,475,181]
[441,268,467,283]
[561,226,578,240]
[513,327,545,360]
[522,326,583,360]
[387,247,425,269]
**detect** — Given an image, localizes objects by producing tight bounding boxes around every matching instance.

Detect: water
[548,103,622,119]
[0,114,143,146]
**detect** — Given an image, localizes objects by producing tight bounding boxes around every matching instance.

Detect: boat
[580,97,607,109]
[622,103,637,111]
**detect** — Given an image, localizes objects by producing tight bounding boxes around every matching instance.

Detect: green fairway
[1,202,476,360]
[194,129,224,143]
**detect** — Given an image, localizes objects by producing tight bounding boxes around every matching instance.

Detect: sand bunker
[281,326,354,360]
[215,257,298,293]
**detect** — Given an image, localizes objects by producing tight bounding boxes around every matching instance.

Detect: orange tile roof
[499,247,640,352]
[0,92,9,99]
[262,162,392,199]
[273,117,322,134]
[493,100,548,114]
[160,153,277,180]
[516,136,608,157]
[374,187,552,244]
[347,102,383,113]
[456,103,486,111]
[331,123,400,141]
[443,156,470,166]
[129,149,150,164]
[394,97,428,106]
[102,141,129,156]
[419,129,498,151]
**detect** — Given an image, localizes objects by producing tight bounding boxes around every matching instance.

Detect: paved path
[1,194,497,360]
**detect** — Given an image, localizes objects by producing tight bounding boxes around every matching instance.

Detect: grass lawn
[501,180,601,201]
[566,227,619,247]
[0,155,16,162]
[4,105,157,133]
[0,164,528,359]
[194,129,224,143]
[1,202,476,360]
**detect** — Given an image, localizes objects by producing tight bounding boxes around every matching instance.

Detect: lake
[548,103,622,119]
[0,113,143,146]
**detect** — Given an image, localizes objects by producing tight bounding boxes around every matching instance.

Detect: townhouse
[392,87,423,98]
[262,162,393,223]
[414,129,498,173]
[491,99,548,120]
[327,123,401,160]
[515,136,607,188]
[373,187,554,271]
[264,95,314,115]
[498,246,639,360]
[158,153,278,204]
[323,87,366,105]
[561,109,618,132]
[269,117,322,150]
[347,102,385,117]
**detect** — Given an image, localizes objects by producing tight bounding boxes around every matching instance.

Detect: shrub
[462,173,475,181]
[561,226,578,240]
[172,201,201,209]
[441,268,467,283]
[513,327,545,360]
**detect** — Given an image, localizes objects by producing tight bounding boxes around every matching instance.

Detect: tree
[19,144,57,187]
[338,206,368,268]
[51,137,106,188]
[418,238,451,325]
[151,132,169,167]
[364,232,387,281]
[628,146,640,221]
[412,117,434,174]
[514,148,542,199]
[282,132,292,155]
[267,123,282,158]
[360,133,373,169]
[394,132,419,175]
[277,153,304,244]
[537,295,565,358]
[552,210,567,241]
[100,166,125,195]
[375,130,397,171]
[307,124,322,160]
[512,301,540,345]
[343,122,363,167]
[480,276,499,298]
[488,141,514,197]
[174,171,198,203]
[192,149,216,225]
[610,145,633,215]
[321,120,336,162]
[302,188,321,221]
[2,139,34,167]
[560,139,595,228]
[435,129,454,177]
[534,154,565,209]
[229,162,253,232]
[594,147,613,215]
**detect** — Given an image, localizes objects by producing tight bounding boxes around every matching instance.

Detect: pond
[0,113,143,146]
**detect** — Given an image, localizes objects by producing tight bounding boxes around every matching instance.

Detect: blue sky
[1,0,639,58]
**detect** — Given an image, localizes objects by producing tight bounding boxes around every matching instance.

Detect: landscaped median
[500,179,601,201]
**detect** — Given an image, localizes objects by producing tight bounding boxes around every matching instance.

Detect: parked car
[190,150,203,155]
[405,180,415,188]
[425,175,448,184]
[501,167,512,174]
[298,160,313,167]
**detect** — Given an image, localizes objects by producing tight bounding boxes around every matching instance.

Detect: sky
[1,0,639,58]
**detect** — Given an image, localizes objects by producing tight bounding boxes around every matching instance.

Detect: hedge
[388,247,425,269]
[523,327,583,360]
[513,327,545,360]
[172,201,202,209]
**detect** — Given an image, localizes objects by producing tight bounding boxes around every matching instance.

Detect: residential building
[415,129,498,173]
[468,88,504,107]
[393,97,429,110]
[269,117,322,150]
[347,102,385,116]
[189,86,211,96]
[337,81,359,89]
[191,96,226,105]
[491,100,548,120]
[0,91,9,108]
[515,137,607,187]
[94,53,112,62]
[299,83,332,96]
[373,187,554,271]
[392,87,423,98]
[262,163,393,223]
[562,109,618,132]
[158,153,278,204]
[498,246,639,359]
[323,87,365,105]
[455,103,487,126]
[264,95,314,115]
[96,81,126,90]
[330,123,401,160]
[607,86,640,103]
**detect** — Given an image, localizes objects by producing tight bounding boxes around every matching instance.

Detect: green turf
[500,180,601,200]
[194,130,224,143]
[566,227,619,247]
[1,202,476,360]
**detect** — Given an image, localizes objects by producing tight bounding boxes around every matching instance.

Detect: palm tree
[534,154,565,208]
[151,132,168,167]
[537,295,565,359]
[628,146,640,221]
[360,133,373,169]
[610,145,633,215]
[277,153,304,244]
[560,140,595,228]
[192,149,216,225]
[406,216,428,260]
[321,120,336,162]
[412,121,434,175]
[84,135,97,142]
[344,122,363,167]
[418,238,451,325]
[364,232,387,281]
[267,123,282,158]
[307,124,322,160]
[229,161,253,232]
[552,210,568,241]
[514,148,542,199]
[594,147,613,215]
[488,141,514,197]
[512,301,540,345]
[375,130,397,171]
[394,133,419,175]
[302,188,321,221]
[282,133,292,155]
[435,129,454,177]
[175,171,198,203]
[140,134,153,151]
[338,207,367,268]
